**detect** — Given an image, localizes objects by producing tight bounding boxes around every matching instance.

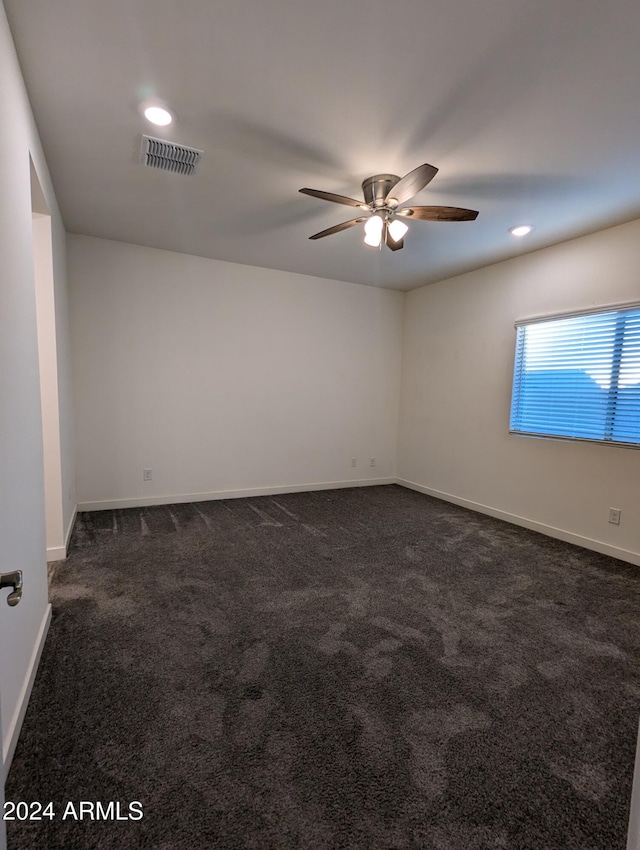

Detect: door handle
[0,571,23,607]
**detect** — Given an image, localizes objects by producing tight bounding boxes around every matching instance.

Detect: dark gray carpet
[6,484,640,849]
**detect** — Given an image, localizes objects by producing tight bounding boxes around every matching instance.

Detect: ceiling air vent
[140,135,203,176]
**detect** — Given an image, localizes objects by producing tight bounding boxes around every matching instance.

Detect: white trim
[627,718,640,850]
[45,505,77,562]
[45,544,66,562]
[515,299,640,327]
[77,478,395,512]
[64,504,77,550]
[2,604,51,779]
[396,478,640,567]
[509,431,640,451]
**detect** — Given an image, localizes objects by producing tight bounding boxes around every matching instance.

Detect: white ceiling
[6,0,640,291]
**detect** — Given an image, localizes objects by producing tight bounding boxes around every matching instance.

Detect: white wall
[398,219,640,565]
[0,0,74,774]
[69,235,403,509]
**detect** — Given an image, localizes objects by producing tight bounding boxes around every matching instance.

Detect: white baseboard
[46,544,66,562]
[627,718,640,849]
[46,505,77,562]
[77,478,395,512]
[396,478,640,567]
[64,504,77,550]
[3,603,51,778]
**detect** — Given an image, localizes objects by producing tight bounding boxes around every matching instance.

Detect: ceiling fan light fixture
[300,164,478,251]
[388,219,409,243]
[364,214,384,247]
[364,232,382,248]
[509,224,533,238]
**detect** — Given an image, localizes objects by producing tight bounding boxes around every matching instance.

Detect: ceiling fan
[300,163,478,251]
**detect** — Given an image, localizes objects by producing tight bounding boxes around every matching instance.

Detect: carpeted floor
[6,484,640,849]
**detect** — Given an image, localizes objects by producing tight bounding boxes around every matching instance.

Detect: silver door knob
[0,571,23,606]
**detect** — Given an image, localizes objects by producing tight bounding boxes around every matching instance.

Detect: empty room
[1,1,640,848]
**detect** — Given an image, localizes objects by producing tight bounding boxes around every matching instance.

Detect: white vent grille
[140,135,202,175]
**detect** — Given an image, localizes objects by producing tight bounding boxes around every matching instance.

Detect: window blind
[510,305,640,447]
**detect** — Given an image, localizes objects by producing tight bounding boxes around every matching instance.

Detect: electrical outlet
[351,458,357,468]
[143,469,152,482]
[608,507,621,525]
[370,457,376,467]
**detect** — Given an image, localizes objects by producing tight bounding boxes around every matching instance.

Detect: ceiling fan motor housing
[362,174,401,208]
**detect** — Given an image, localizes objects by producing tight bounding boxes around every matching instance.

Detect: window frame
[509,301,640,450]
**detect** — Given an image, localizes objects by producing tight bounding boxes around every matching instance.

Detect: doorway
[31,159,66,565]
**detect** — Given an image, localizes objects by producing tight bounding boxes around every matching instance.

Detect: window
[510,304,640,447]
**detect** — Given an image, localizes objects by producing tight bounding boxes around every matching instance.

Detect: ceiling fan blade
[299,187,367,208]
[385,163,438,206]
[398,205,479,221]
[384,225,404,251]
[309,216,367,240]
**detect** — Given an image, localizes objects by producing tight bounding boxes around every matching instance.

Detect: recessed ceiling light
[143,105,173,126]
[509,224,533,238]
[139,99,175,126]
